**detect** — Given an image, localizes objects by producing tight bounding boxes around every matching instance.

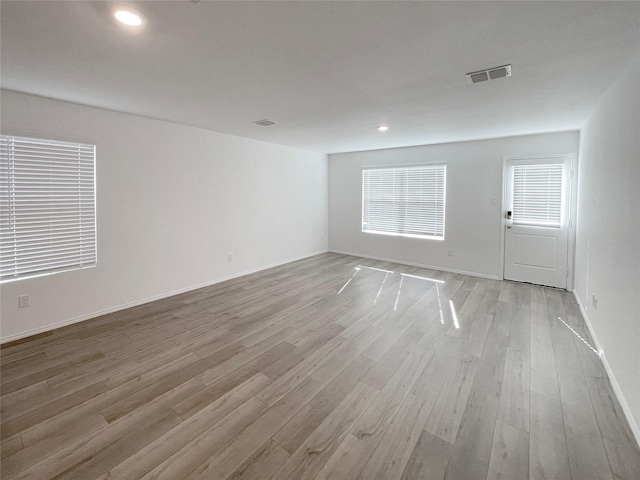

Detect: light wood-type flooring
[1,253,639,479]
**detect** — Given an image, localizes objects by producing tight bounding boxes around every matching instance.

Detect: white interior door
[504,157,571,289]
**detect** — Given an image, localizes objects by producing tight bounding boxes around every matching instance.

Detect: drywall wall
[574,57,640,438]
[0,90,328,341]
[329,132,578,278]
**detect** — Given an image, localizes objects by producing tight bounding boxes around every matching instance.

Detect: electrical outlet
[227,253,233,262]
[18,295,30,308]
[591,294,598,310]
[447,249,453,257]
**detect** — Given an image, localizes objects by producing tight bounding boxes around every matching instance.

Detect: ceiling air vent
[253,119,277,127]
[466,65,511,84]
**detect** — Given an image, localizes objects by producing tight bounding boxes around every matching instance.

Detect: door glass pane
[512,163,562,227]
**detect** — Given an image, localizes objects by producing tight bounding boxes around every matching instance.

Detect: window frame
[0,133,97,283]
[361,163,446,241]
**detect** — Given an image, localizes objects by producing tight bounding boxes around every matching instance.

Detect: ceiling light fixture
[378,126,389,132]
[113,6,146,27]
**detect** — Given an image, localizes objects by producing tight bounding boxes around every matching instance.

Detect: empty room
[1,1,639,479]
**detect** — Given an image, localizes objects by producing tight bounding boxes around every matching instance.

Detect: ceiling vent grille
[253,119,277,127]
[466,65,511,84]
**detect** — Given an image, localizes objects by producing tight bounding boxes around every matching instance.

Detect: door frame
[499,153,578,291]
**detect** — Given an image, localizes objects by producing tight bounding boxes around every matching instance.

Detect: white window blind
[1,134,96,282]
[512,163,563,227]
[362,164,445,240]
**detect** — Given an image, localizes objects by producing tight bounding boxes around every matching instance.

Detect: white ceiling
[1,1,639,154]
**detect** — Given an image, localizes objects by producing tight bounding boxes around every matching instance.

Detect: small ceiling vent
[253,119,277,127]
[466,65,511,84]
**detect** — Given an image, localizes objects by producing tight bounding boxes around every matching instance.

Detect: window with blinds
[512,163,563,227]
[0,134,96,282]
[362,164,446,240]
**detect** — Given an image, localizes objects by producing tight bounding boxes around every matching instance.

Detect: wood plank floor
[1,252,639,479]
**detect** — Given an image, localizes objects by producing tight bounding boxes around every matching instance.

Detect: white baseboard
[1,250,328,345]
[572,289,640,447]
[328,249,501,281]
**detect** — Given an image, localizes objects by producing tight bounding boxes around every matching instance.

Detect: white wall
[329,132,579,278]
[574,57,640,437]
[0,90,328,342]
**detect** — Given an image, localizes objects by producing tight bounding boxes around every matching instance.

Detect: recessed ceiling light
[113,6,145,27]
[378,126,389,132]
